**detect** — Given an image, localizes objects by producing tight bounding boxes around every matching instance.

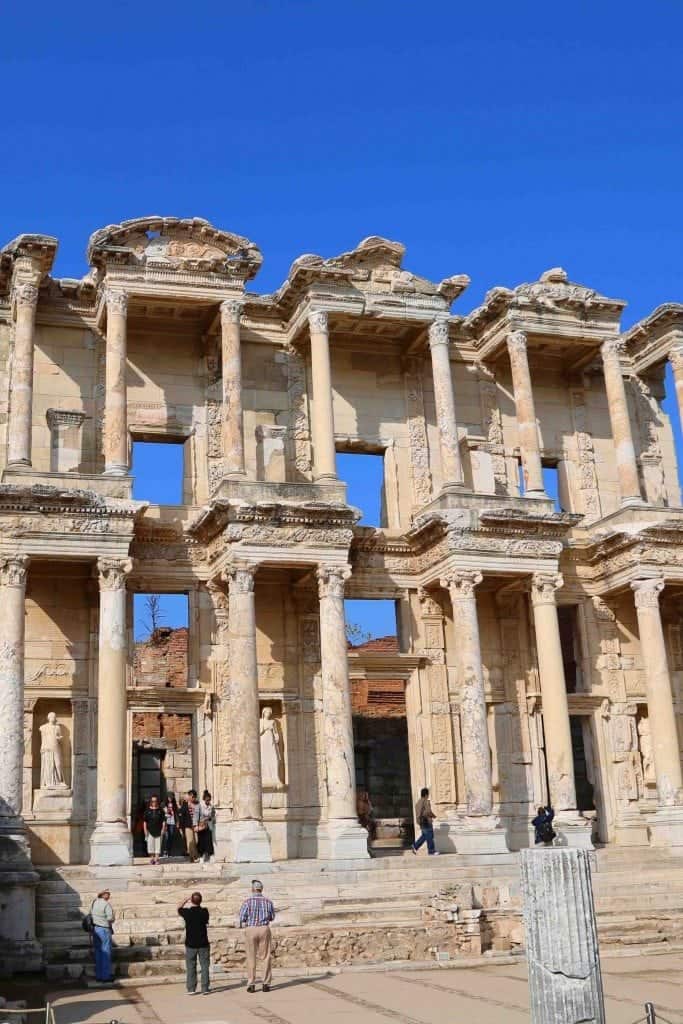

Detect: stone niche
[46,409,86,473]
[31,698,73,811]
[259,699,286,808]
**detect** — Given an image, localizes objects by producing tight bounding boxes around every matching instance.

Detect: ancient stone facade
[2,219,683,963]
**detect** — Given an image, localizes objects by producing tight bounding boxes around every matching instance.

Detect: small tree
[144,594,165,640]
[346,621,372,647]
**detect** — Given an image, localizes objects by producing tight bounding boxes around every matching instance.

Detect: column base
[620,496,647,509]
[0,820,42,977]
[6,458,31,469]
[524,489,547,499]
[230,820,273,863]
[612,809,651,847]
[313,473,338,483]
[649,805,683,846]
[313,819,370,860]
[552,813,594,849]
[442,815,509,855]
[103,464,129,477]
[89,821,133,865]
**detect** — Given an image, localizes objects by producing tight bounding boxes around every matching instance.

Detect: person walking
[179,789,200,862]
[143,795,164,865]
[239,879,275,993]
[90,889,115,983]
[411,787,439,856]
[161,794,178,858]
[197,790,215,863]
[178,891,211,995]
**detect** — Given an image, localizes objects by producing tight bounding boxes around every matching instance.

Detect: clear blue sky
[5,3,682,639]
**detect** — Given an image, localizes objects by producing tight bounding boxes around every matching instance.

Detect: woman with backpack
[532,805,556,846]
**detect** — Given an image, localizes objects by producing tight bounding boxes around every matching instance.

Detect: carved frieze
[403,357,432,507]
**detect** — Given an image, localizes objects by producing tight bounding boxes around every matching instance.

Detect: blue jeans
[93,925,113,981]
[413,825,436,854]
[162,823,176,855]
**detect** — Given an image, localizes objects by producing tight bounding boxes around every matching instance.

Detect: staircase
[36,846,683,981]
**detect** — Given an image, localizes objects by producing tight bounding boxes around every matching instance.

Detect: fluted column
[507,331,545,497]
[0,555,30,829]
[90,558,132,865]
[600,337,642,505]
[309,311,337,481]
[8,283,39,467]
[442,571,492,815]
[226,565,271,861]
[631,579,683,807]
[530,573,578,814]
[521,848,605,1024]
[317,564,368,858]
[220,299,245,476]
[103,289,129,476]
[428,317,464,489]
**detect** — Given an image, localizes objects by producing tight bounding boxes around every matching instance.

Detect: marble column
[631,579,683,811]
[428,317,464,490]
[530,575,591,847]
[8,283,39,467]
[308,311,337,481]
[669,344,683,449]
[90,558,132,865]
[317,564,368,858]
[521,848,605,1024]
[442,572,492,815]
[600,338,642,505]
[220,299,246,477]
[0,555,30,830]
[507,331,545,497]
[226,565,272,862]
[103,289,129,476]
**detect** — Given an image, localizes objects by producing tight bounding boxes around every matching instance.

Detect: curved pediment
[87,216,263,280]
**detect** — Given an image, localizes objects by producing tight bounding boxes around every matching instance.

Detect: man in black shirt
[177,891,210,994]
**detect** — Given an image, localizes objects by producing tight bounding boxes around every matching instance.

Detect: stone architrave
[317,564,369,858]
[428,317,464,490]
[220,299,246,477]
[631,580,683,820]
[530,574,591,847]
[308,311,337,481]
[103,289,129,476]
[520,848,605,1024]
[8,282,39,467]
[226,565,272,861]
[600,338,642,505]
[89,557,133,865]
[0,555,31,828]
[507,331,545,497]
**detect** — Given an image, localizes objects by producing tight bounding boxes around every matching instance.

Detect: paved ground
[33,954,683,1024]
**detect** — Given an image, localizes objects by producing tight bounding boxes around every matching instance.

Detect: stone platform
[35,846,683,981]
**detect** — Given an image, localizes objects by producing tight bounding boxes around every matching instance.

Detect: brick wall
[134,627,188,688]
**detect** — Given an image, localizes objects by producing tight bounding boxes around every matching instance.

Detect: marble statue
[259,706,283,787]
[39,712,66,789]
[638,718,656,785]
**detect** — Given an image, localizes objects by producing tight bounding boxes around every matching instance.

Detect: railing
[628,1004,678,1024]
[0,1005,56,1024]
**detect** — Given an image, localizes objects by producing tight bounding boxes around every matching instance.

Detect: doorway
[570,715,596,814]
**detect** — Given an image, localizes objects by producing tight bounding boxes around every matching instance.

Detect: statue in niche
[259,707,283,787]
[39,712,67,789]
[638,718,656,786]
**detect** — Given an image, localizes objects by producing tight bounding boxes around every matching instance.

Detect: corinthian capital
[600,336,623,360]
[220,298,243,323]
[308,310,329,334]
[97,557,132,591]
[669,344,683,375]
[105,288,128,316]
[631,577,665,609]
[441,570,483,600]
[507,330,527,356]
[14,282,39,309]
[530,572,564,606]
[428,317,450,349]
[317,564,351,600]
[226,564,256,595]
[0,554,30,588]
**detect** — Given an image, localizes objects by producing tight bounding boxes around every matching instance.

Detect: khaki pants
[245,925,272,986]
[184,827,198,861]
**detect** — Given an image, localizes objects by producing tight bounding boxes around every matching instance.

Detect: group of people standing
[139,789,215,864]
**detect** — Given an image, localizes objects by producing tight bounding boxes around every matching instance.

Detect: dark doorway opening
[570,715,596,814]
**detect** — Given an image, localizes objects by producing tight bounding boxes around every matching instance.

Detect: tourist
[143,795,164,865]
[90,889,115,983]
[177,891,211,995]
[532,805,556,846]
[198,790,215,863]
[132,802,147,857]
[411,786,439,856]
[239,879,275,993]
[179,789,200,862]
[161,794,179,858]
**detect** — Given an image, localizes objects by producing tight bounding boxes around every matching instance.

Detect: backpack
[81,912,94,933]
[540,821,556,844]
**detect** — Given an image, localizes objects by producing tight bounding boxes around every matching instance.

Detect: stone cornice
[0,484,145,519]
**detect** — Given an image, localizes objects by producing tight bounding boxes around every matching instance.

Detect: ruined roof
[348,635,400,653]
